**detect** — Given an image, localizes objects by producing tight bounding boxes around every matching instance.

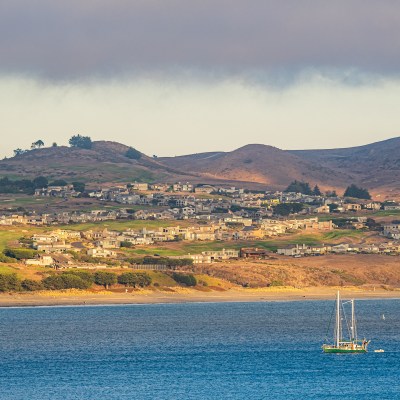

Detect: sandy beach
[1,286,399,307]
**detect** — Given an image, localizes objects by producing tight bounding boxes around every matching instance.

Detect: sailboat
[322,291,370,353]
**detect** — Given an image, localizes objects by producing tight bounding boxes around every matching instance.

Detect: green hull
[323,348,367,354]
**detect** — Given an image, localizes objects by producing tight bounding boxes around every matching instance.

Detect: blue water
[1,300,399,400]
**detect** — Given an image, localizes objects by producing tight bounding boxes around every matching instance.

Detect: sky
[1,0,400,158]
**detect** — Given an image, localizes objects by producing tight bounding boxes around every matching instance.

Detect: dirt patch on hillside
[191,254,400,288]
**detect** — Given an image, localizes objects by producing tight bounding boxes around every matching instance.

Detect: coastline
[1,286,399,308]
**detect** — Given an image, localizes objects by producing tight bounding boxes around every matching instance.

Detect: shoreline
[1,287,399,308]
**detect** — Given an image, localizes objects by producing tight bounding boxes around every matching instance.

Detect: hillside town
[0,177,400,277]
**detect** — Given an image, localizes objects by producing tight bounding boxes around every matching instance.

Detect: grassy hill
[0,141,193,184]
[2,137,400,196]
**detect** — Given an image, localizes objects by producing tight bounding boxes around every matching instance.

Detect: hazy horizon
[1,1,400,158]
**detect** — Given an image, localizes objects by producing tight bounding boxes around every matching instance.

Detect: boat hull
[322,347,367,354]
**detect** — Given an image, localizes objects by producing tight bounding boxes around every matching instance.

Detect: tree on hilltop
[69,134,93,149]
[13,148,26,156]
[31,140,44,149]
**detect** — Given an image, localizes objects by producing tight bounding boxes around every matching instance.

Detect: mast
[350,299,356,341]
[336,291,340,347]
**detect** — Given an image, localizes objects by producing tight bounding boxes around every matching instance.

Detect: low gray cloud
[1,0,400,79]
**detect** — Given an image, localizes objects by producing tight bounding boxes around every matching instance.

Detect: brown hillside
[291,137,400,197]
[0,141,193,184]
[160,144,350,190]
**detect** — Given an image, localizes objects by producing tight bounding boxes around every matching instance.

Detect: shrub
[21,279,44,291]
[0,253,17,263]
[0,273,21,292]
[65,270,94,283]
[61,274,92,289]
[125,147,142,160]
[43,275,66,290]
[69,134,93,149]
[172,273,197,287]
[3,248,38,260]
[42,273,93,290]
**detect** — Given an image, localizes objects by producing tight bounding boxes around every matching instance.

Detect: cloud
[1,0,400,79]
[1,73,399,158]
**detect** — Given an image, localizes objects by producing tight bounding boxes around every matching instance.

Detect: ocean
[1,300,399,399]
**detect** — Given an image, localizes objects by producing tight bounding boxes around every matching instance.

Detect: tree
[69,134,93,149]
[49,179,68,186]
[31,140,44,149]
[72,182,85,193]
[273,203,304,216]
[94,271,117,289]
[312,185,322,196]
[65,270,94,284]
[328,203,339,213]
[13,148,26,156]
[125,147,142,160]
[120,241,133,248]
[52,142,58,147]
[325,190,338,198]
[118,272,152,288]
[284,180,312,195]
[344,184,371,199]
[33,176,48,189]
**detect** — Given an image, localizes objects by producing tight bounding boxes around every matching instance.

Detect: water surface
[1,300,399,399]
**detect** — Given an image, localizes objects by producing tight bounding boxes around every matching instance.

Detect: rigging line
[324,301,335,341]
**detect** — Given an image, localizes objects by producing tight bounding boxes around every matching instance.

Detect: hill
[290,137,400,197]
[2,137,400,197]
[160,144,351,190]
[0,141,193,185]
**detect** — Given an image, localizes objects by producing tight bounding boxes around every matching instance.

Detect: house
[36,243,72,253]
[383,203,400,210]
[236,226,266,240]
[314,205,330,214]
[202,248,239,260]
[178,248,239,264]
[131,183,149,191]
[26,255,54,266]
[383,224,400,239]
[240,248,270,259]
[194,185,216,194]
[277,244,302,257]
[344,203,362,212]
[87,248,117,258]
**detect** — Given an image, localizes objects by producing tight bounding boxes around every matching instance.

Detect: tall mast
[351,299,357,341]
[336,291,340,347]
